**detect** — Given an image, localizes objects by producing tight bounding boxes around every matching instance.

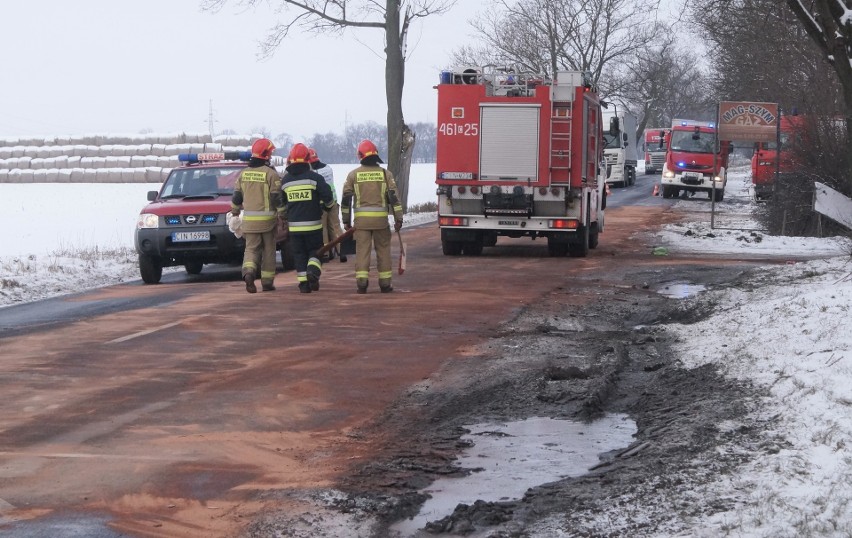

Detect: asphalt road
[0,175,677,537]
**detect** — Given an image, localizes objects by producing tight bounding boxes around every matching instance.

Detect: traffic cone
[652,184,659,197]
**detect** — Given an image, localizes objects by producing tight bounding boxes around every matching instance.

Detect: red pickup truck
[134,152,292,284]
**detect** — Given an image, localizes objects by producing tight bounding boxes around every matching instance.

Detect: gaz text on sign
[718,101,778,142]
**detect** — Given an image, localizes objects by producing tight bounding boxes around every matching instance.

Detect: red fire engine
[643,127,670,174]
[660,119,732,201]
[435,68,606,257]
[751,114,805,200]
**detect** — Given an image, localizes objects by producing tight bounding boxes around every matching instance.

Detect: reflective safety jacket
[231,162,283,233]
[341,164,403,230]
[281,163,334,233]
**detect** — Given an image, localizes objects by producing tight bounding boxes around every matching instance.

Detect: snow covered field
[1,165,851,536]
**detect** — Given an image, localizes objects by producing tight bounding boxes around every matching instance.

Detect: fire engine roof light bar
[178,151,252,164]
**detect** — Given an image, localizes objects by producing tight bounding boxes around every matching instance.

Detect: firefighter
[281,143,334,293]
[308,147,347,263]
[341,139,403,294]
[231,138,283,294]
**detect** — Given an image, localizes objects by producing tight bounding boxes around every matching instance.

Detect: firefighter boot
[356,278,368,294]
[379,278,393,294]
[307,265,321,292]
[243,271,257,294]
[261,281,276,292]
[298,281,312,293]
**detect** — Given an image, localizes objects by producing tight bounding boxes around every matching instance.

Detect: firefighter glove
[394,220,403,232]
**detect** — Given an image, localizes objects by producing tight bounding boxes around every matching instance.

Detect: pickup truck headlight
[137,213,159,229]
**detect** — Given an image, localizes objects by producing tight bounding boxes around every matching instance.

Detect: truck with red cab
[751,114,805,200]
[660,119,732,201]
[435,68,606,257]
[134,151,292,284]
[643,127,669,174]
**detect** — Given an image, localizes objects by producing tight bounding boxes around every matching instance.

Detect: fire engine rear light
[470,186,479,194]
[439,216,468,226]
[550,187,560,196]
[549,219,579,230]
[539,187,548,195]
[458,186,466,194]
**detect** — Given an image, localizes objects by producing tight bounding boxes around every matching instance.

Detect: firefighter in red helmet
[280,143,334,293]
[341,139,403,294]
[231,138,283,293]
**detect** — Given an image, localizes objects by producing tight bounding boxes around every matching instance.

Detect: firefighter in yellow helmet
[341,139,403,294]
[230,138,284,293]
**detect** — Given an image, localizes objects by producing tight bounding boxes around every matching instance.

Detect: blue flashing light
[165,216,181,225]
[677,161,686,167]
[201,215,218,223]
[681,121,688,126]
[707,122,715,128]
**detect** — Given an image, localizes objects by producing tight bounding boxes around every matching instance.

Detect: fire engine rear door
[479,104,540,181]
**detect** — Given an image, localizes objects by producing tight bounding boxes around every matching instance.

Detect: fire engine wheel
[442,240,463,256]
[712,189,725,202]
[568,226,590,258]
[462,241,483,256]
[139,254,163,284]
[547,237,568,257]
[589,223,600,249]
[184,261,203,275]
[662,186,678,199]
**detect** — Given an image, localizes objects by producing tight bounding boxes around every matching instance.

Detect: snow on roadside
[649,166,852,536]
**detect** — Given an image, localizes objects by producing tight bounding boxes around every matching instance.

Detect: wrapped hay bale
[143,155,158,167]
[130,155,147,168]
[69,168,85,182]
[133,168,147,183]
[30,158,45,170]
[56,169,73,183]
[0,169,8,183]
[18,169,35,183]
[67,155,81,168]
[151,143,166,157]
[18,156,32,169]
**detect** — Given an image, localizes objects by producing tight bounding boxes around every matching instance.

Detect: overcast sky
[1,0,484,141]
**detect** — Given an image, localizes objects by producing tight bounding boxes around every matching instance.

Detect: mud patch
[249,261,775,537]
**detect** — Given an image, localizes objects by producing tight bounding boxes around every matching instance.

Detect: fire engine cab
[435,68,606,257]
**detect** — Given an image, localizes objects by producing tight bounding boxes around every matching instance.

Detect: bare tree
[451,0,662,91]
[786,0,852,192]
[202,0,455,210]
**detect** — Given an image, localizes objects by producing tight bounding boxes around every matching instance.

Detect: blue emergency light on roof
[177,151,252,164]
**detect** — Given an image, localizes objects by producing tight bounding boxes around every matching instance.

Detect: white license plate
[172,231,211,242]
[683,173,699,179]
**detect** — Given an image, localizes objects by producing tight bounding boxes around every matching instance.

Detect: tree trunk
[384,0,412,209]
[397,125,415,211]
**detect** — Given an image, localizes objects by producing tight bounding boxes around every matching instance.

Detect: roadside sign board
[718,101,779,142]
[814,182,852,230]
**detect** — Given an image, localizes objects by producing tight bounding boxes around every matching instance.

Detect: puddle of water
[392,414,636,536]
[656,282,706,299]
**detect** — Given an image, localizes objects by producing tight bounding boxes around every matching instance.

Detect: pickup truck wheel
[184,261,203,275]
[139,254,163,284]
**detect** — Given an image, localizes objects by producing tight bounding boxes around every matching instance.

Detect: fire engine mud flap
[442,228,479,243]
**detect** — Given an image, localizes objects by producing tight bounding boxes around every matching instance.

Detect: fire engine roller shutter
[479,104,540,181]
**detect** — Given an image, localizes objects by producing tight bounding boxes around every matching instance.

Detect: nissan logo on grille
[185,215,198,224]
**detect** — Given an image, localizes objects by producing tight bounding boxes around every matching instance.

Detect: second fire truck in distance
[643,127,669,174]
[660,119,732,201]
[434,67,606,258]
